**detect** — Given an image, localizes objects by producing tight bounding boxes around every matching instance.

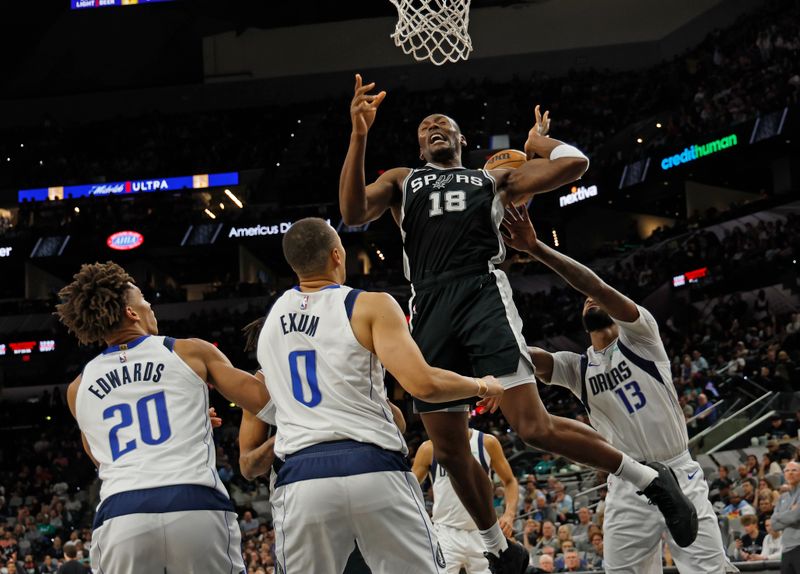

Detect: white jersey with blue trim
[549,305,688,462]
[257,285,407,460]
[431,430,492,531]
[75,335,226,502]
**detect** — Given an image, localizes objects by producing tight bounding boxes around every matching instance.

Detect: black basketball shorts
[409,268,534,413]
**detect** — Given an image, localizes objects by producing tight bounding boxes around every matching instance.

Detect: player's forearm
[339,133,370,225]
[239,437,275,481]
[503,479,520,521]
[531,241,606,297]
[524,134,567,159]
[213,372,269,416]
[406,367,482,403]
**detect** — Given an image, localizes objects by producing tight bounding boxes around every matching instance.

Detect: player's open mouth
[429,133,447,144]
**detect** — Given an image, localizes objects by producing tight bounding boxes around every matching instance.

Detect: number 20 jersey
[400,164,505,283]
[76,335,226,502]
[549,305,688,462]
[257,286,408,460]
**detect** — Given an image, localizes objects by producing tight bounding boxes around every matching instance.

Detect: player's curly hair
[55,261,135,345]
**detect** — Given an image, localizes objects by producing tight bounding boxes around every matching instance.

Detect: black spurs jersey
[399,164,505,283]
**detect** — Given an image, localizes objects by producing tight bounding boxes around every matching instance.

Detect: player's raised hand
[350,74,387,136]
[524,104,550,158]
[501,204,540,256]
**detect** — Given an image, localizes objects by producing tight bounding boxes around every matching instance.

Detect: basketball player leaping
[412,421,520,574]
[501,205,735,574]
[56,262,272,574]
[256,218,504,574]
[339,74,698,573]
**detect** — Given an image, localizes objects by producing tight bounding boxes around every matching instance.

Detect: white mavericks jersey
[431,430,492,531]
[76,335,225,502]
[257,285,407,460]
[549,305,688,462]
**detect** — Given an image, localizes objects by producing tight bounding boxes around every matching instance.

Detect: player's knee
[515,415,556,449]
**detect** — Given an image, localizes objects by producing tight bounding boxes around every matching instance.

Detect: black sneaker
[638,461,698,547]
[484,540,528,574]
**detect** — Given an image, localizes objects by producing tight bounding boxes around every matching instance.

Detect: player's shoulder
[382,166,413,183]
[354,290,401,312]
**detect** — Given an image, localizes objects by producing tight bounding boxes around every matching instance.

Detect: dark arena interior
[0,1,799,573]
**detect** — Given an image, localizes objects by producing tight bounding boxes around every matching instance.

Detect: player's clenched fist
[350,73,387,136]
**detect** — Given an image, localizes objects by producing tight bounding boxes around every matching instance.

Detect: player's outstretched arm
[238,409,275,481]
[485,434,520,537]
[66,376,99,468]
[411,440,434,484]
[493,105,589,205]
[339,73,407,225]
[174,338,269,415]
[501,205,639,323]
[351,291,503,406]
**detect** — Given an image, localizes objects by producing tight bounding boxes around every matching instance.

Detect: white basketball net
[389,0,473,66]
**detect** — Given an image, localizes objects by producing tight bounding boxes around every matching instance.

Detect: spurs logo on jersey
[400,165,505,283]
[257,285,407,460]
[550,305,688,462]
[431,430,492,531]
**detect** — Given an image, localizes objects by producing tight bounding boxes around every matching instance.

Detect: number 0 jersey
[75,335,226,502]
[257,285,407,460]
[400,164,505,283]
[549,305,688,462]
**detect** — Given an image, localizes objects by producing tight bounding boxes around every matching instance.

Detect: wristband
[475,377,488,397]
[549,143,589,162]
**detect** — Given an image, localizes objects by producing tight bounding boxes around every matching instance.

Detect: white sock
[614,453,658,490]
[479,522,508,557]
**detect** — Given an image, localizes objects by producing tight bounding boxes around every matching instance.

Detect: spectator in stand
[711,465,733,503]
[762,453,783,477]
[723,487,756,518]
[742,480,757,506]
[536,522,560,554]
[535,553,555,573]
[757,494,775,532]
[734,464,752,488]
[692,350,709,374]
[55,543,85,574]
[773,461,800,572]
[694,394,718,431]
[555,525,574,554]
[38,556,56,574]
[769,415,792,440]
[585,532,604,569]
[239,511,260,538]
[747,518,783,562]
[731,514,765,561]
[551,484,573,523]
[559,550,585,572]
[571,507,593,550]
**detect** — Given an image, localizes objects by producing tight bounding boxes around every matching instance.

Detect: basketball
[483,148,527,170]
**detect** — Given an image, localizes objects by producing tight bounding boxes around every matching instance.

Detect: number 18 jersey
[257,285,407,460]
[76,335,225,502]
[400,164,505,283]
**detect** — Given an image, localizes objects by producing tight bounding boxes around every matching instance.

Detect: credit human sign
[660,134,738,170]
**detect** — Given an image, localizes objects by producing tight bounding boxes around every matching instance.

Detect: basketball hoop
[389,0,473,66]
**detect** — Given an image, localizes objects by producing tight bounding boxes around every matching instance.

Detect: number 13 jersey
[549,305,688,462]
[257,285,407,460]
[400,165,505,283]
